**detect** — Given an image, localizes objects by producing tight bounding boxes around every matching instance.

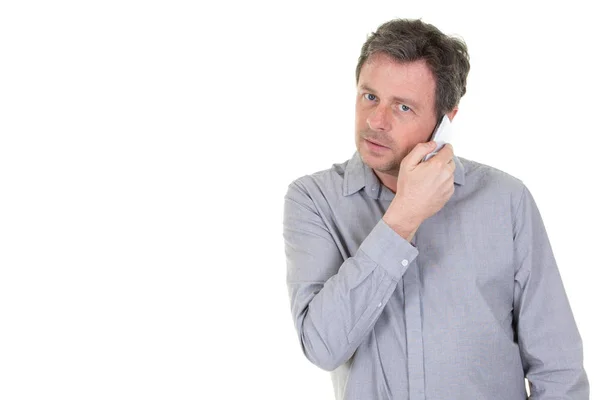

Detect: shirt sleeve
[512,185,589,399]
[283,181,418,371]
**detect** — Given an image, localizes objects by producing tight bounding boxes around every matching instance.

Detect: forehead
[358,54,436,107]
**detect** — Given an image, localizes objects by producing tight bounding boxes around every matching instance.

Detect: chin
[361,146,399,173]
[360,148,389,168]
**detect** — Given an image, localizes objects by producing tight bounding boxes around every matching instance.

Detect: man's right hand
[382,141,456,241]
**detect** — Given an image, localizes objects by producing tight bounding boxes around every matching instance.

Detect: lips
[365,138,387,148]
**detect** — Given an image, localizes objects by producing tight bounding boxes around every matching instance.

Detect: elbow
[302,347,343,372]
[299,332,346,372]
[308,354,342,372]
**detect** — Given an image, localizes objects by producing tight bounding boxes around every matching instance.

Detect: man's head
[354,18,470,182]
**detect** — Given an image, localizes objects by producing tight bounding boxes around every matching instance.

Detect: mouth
[364,138,389,150]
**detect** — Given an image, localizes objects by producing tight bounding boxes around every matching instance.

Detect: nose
[366,104,391,131]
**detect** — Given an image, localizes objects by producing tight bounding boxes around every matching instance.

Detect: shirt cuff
[357,219,419,281]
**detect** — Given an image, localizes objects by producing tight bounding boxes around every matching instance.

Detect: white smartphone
[422,115,453,162]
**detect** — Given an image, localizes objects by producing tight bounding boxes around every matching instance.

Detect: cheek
[354,106,364,120]
[355,110,370,129]
[389,130,422,151]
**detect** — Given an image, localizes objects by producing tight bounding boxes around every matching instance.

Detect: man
[282,18,589,399]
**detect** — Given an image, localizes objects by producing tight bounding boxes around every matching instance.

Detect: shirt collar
[343,150,466,200]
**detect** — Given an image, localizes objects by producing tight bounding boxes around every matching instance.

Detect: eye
[398,104,411,112]
[363,93,377,101]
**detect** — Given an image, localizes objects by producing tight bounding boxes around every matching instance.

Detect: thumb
[403,141,437,168]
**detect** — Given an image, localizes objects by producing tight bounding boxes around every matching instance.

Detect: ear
[447,107,459,122]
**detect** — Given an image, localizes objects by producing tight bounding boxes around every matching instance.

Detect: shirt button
[401,259,408,266]
[377,302,382,307]
[371,187,376,191]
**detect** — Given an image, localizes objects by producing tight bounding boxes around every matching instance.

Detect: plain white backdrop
[0,0,597,398]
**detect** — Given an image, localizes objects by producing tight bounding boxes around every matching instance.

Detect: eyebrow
[358,84,421,110]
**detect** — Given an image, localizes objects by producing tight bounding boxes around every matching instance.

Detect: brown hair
[356,18,470,119]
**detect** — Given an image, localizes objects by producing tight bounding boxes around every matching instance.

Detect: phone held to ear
[422,115,453,162]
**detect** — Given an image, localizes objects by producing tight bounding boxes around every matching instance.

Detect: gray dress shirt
[282,150,589,399]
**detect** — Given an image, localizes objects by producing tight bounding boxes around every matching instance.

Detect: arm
[283,181,418,371]
[512,185,589,399]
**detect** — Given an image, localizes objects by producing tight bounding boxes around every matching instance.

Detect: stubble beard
[373,157,400,178]
[362,148,401,178]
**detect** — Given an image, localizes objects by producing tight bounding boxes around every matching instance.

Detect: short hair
[356,18,470,119]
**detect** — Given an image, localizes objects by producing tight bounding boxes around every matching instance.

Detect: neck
[373,169,397,194]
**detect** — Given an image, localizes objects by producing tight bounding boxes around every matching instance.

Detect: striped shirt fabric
[282,150,589,399]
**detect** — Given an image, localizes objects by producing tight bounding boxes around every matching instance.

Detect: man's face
[355,53,440,178]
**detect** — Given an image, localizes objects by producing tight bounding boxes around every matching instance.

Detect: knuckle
[433,159,444,169]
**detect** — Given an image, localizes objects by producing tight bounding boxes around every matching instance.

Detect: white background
[0,0,597,398]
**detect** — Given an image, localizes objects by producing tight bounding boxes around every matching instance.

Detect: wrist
[382,214,420,241]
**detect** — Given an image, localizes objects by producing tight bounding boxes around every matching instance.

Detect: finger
[434,143,454,164]
[442,155,456,174]
[402,141,438,168]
